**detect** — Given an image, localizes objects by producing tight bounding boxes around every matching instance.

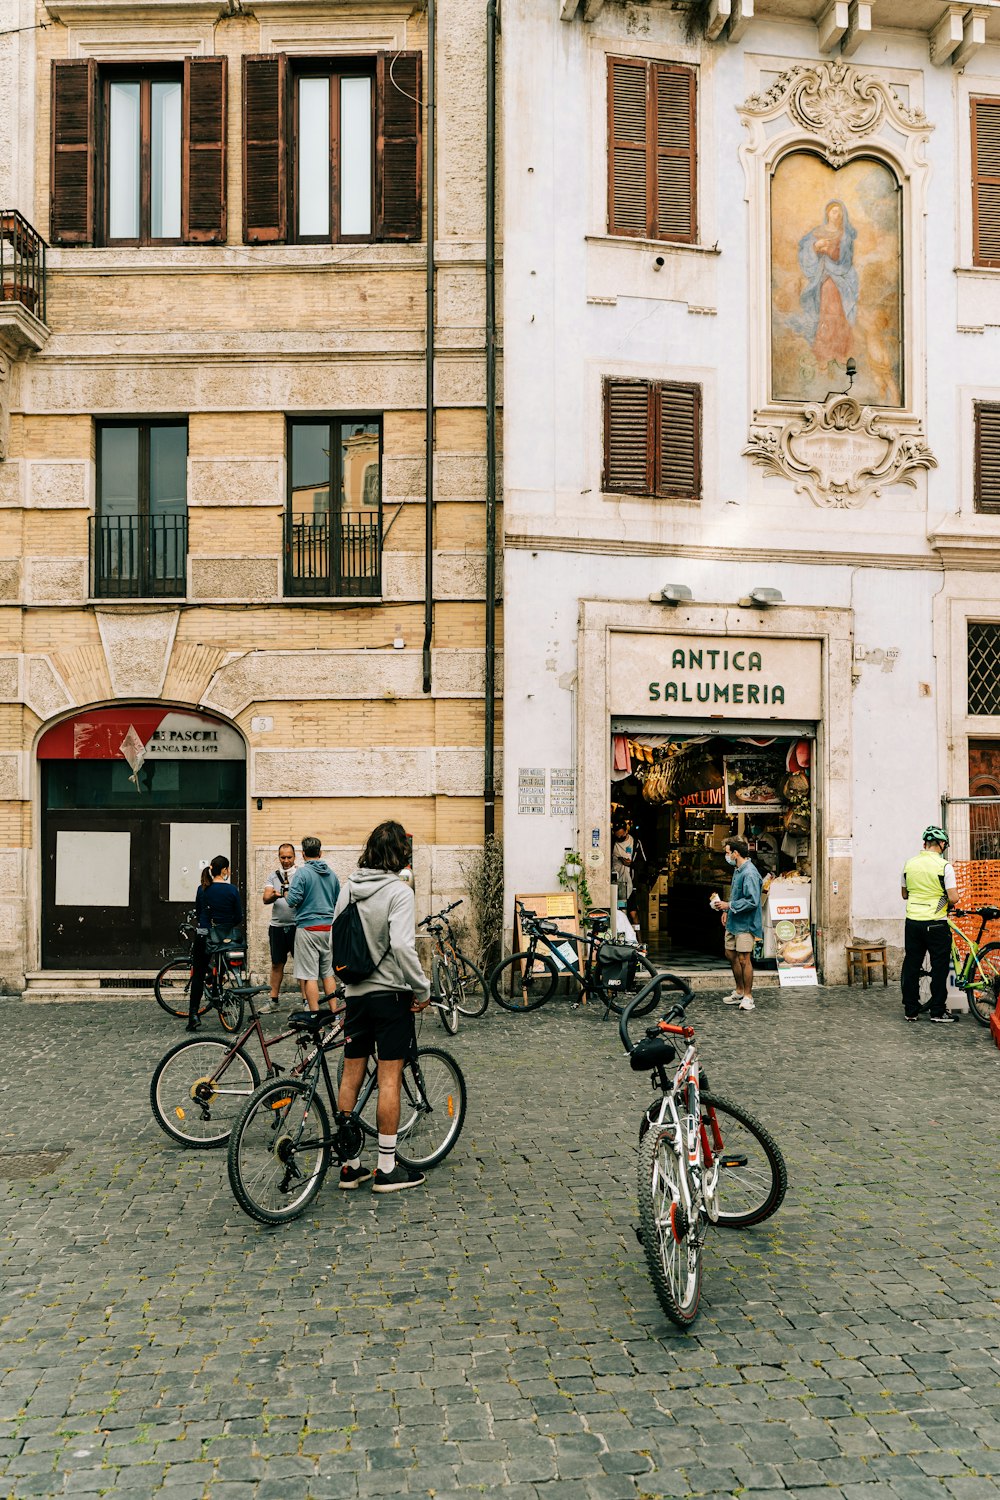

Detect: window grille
[968,622,1000,714]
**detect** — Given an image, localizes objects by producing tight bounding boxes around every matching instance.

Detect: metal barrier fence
[940,795,1000,863]
[0,209,47,322]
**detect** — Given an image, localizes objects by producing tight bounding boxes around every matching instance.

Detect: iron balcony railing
[285,509,382,597]
[91,514,187,599]
[0,210,47,323]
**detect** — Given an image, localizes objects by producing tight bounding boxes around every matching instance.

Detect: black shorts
[344,990,416,1062]
[268,925,296,966]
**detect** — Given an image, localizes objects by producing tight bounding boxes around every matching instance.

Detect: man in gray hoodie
[334,820,431,1193]
[287,836,341,1014]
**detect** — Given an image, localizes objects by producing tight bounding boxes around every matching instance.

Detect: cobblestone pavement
[0,983,998,1500]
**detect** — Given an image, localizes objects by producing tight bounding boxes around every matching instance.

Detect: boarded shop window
[603,378,701,499]
[972,97,1000,268]
[974,401,1000,513]
[93,421,188,599]
[968,622,1000,715]
[607,57,696,243]
[243,52,421,245]
[286,417,382,597]
[50,58,227,247]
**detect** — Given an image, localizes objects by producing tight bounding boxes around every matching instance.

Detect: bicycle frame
[187,1000,343,1105]
[520,919,607,1002]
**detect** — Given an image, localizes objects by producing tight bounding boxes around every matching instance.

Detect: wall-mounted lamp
[742,587,784,608]
[392,623,406,649]
[256,797,263,811]
[823,358,857,403]
[649,583,693,605]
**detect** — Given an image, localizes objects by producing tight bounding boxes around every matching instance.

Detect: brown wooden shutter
[604,379,652,492]
[242,53,287,244]
[656,382,700,499]
[376,51,422,241]
[608,58,649,238]
[975,402,1000,513]
[183,56,228,244]
[50,59,97,246]
[973,97,1000,268]
[653,64,696,243]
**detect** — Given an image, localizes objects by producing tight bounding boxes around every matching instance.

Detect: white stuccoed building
[502,0,1000,983]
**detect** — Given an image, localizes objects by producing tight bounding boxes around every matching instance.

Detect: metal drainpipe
[422,0,436,694]
[483,0,498,837]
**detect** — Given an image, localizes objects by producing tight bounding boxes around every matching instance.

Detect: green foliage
[461,834,504,971]
[557,849,592,914]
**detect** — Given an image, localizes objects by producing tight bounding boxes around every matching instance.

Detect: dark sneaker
[372,1163,426,1194]
[185,1018,201,1032]
[929,1012,959,1024]
[904,1013,919,1022]
[339,1164,373,1190]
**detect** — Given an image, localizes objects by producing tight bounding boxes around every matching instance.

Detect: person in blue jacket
[187,854,243,1031]
[714,837,763,1013]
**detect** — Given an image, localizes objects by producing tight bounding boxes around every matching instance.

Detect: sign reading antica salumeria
[648,645,787,708]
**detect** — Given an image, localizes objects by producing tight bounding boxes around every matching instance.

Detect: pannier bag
[206,924,244,960]
[597,940,639,992]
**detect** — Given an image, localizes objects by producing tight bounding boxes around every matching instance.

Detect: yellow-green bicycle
[919,905,1000,1025]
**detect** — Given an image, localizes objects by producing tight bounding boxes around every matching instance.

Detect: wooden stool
[846,940,888,988]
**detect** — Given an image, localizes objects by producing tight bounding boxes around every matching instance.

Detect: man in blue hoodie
[287,836,341,1013]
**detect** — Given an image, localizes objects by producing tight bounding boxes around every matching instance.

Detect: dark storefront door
[39,709,246,970]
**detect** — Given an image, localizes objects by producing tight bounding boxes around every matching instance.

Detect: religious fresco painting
[770,151,903,408]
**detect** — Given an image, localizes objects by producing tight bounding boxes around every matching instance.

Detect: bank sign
[609,633,823,721]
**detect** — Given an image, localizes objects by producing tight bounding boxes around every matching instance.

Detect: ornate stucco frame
[738,58,934,509]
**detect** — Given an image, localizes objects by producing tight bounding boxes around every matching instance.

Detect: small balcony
[0,211,48,349]
[90,514,188,600]
[285,510,382,597]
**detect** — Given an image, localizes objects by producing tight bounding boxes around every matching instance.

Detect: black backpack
[332,896,386,984]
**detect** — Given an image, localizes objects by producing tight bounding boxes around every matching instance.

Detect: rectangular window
[603,378,701,500]
[50,58,227,247]
[94,420,188,598]
[607,57,696,243]
[243,52,420,245]
[286,417,382,596]
[974,401,1000,513]
[972,97,1000,269]
[969,623,1000,715]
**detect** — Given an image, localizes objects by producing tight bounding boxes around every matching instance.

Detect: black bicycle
[418,900,489,1034]
[489,901,662,1016]
[227,1014,467,1224]
[154,912,249,1033]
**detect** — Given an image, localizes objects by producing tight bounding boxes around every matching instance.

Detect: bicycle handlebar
[618,972,695,1055]
[953,905,1000,920]
[418,898,463,930]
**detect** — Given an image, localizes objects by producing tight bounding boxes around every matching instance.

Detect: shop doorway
[38,707,246,970]
[611,725,815,971]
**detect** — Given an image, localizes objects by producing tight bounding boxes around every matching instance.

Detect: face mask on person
[725,853,736,866]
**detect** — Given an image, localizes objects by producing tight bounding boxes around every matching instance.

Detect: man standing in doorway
[715,837,762,1013]
[287,836,341,1014]
[262,842,298,1013]
[611,820,641,939]
[900,825,959,1024]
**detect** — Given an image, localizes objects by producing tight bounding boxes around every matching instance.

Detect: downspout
[483,0,498,837]
[422,0,436,694]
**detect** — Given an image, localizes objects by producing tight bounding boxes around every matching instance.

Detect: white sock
[344,1156,361,1171]
[377,1133,397,1174]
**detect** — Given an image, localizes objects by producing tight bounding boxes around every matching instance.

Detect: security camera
[653,255,665,271]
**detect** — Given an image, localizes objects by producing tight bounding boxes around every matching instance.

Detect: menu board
[723,752,785,814]
[767,879,818,987]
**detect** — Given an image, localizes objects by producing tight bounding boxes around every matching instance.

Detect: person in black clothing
[187,854,244,1031]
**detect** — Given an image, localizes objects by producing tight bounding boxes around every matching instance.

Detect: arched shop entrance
[38,706,246,970]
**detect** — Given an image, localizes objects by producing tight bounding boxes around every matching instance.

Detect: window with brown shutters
[972,98,1000,268]
[242,51,422,246]
[50,58,227,247]
[974,402,1000,513]
[608,57,696,243]
[603,378,701,500]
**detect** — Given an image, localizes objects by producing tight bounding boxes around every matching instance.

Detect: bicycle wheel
[700,1093,787,1228]
[216,981,246,1034]
[603,952,664,1017]
[395,1047,467,1169]
[150,1038,260,1149]
[434,956,460,1035]
[637,1120,702,1328]
[452,951,489,1017]
[154,957,209,1019]
[490,951,559,1012]
[966,941,1000,1026]
[228,1078,330,1225]
[336,1053,379,1138]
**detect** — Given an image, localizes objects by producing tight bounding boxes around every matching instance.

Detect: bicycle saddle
[288,1008,343,1031]
[587,914,611,934]
[629,1035,676,1072]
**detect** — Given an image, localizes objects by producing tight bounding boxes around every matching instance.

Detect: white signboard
[55,831,131,907]
[609,633,823,720]
[550,769,576,817]
[518,767,546,816]
[168,823,232,904]
[767,879,819,987]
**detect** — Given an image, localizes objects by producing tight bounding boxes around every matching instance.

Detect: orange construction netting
[952,859,1000,954]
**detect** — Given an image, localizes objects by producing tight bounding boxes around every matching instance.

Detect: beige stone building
[0,0,500,993]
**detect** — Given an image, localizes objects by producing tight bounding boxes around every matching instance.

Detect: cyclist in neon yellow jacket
[900,826,958,1024]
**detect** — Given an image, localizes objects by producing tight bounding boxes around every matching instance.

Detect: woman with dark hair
[186,855,243,1031]
[333,820,431,1193]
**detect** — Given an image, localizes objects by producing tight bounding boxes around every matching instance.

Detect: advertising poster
[767,882,819,986]
[723,752,785,814]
